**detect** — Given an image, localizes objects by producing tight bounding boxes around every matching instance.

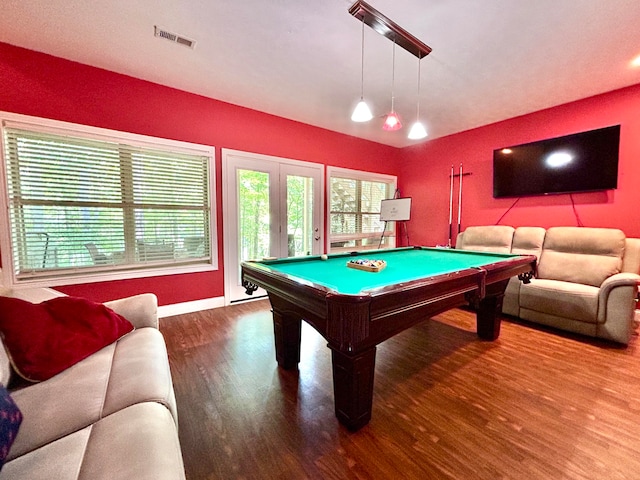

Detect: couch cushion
[8,328,177,460]
[501,277,521,317]
[457,226,515,253]
[0,417,92,480]
[511,227,546,258]
[519,279,599,324]
[537,227,625,287]
[0,296,134,382]
[101,327,178,422]
[0,402,185,480]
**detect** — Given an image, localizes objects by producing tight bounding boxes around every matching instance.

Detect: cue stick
[457,163,463,238]
[448,165,454,246]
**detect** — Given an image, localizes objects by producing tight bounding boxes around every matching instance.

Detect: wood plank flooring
[161,300,640,479]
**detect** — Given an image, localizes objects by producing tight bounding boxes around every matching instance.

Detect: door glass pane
[238,169,270,261]
[287,175,314,257]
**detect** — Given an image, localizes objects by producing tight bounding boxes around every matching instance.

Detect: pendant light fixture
[351,19,373,122]
[408,53,428,140]
[382,40,402,131]
[348,1,432,134]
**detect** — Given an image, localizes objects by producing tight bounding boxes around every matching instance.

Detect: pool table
[241,246,536,430]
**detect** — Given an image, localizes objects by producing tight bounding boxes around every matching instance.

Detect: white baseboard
[158,296,225,318]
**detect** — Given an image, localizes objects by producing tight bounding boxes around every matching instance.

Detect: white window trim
[326,166,398,253]
[0,111,218,289]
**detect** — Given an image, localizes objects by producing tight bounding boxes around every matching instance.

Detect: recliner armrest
[599,272,640,295]
[597,272,640,325]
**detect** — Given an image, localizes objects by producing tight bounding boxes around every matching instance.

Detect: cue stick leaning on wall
[448,165,454,247]
[457,163,463,240]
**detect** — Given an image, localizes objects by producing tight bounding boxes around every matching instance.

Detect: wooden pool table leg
[330,346,377,431]
[474,278,510,340]
[476,293,504,340]
[272,309,302,370]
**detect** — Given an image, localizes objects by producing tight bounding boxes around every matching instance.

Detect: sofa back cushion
[511,227,546,258]
[622,238,640,274]
[537,227,625,287]
[457,226,515,253]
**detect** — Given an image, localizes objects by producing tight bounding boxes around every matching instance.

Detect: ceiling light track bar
[348,0,432,59]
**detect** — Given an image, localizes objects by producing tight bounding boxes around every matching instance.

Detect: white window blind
[328,168,396,252]
[2,120,214,283]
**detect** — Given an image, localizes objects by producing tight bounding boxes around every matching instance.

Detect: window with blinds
[0,116,215,285]
[328,167,396,252]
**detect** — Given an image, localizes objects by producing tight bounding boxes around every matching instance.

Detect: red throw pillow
[0,296,134,382]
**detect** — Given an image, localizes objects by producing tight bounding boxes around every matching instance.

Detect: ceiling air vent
[154,26,196,49]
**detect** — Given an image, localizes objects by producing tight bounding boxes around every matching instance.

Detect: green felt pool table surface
[258,247,521,295]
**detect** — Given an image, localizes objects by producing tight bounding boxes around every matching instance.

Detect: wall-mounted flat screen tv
[493,125,620,198]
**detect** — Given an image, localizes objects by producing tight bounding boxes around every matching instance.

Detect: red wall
[4,41,639,304]
[0,42,401,304]
[399,83,640,247]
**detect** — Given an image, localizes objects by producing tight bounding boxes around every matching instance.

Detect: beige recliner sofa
[456,226,640,344]
[0,287,186,479]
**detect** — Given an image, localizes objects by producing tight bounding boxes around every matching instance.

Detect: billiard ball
[320,254,328,260]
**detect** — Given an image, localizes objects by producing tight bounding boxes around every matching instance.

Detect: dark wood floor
[162,300,640,480]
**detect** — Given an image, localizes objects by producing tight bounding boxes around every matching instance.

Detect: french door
[223,149,323,303]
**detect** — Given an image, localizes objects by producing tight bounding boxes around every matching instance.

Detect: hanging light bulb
[408,53,427,140]
[351,19,372,122]
[383,40,402,131]
[408,121,427,139]
[383,111,402,131]
[352,100,373,122]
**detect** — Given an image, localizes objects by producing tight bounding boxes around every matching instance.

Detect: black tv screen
[493,125,620,198]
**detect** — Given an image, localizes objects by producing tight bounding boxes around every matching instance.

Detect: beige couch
[0,287,186,480]
[456,226,640,344]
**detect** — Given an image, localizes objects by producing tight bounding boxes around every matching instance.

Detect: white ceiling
[2,0,640,148]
